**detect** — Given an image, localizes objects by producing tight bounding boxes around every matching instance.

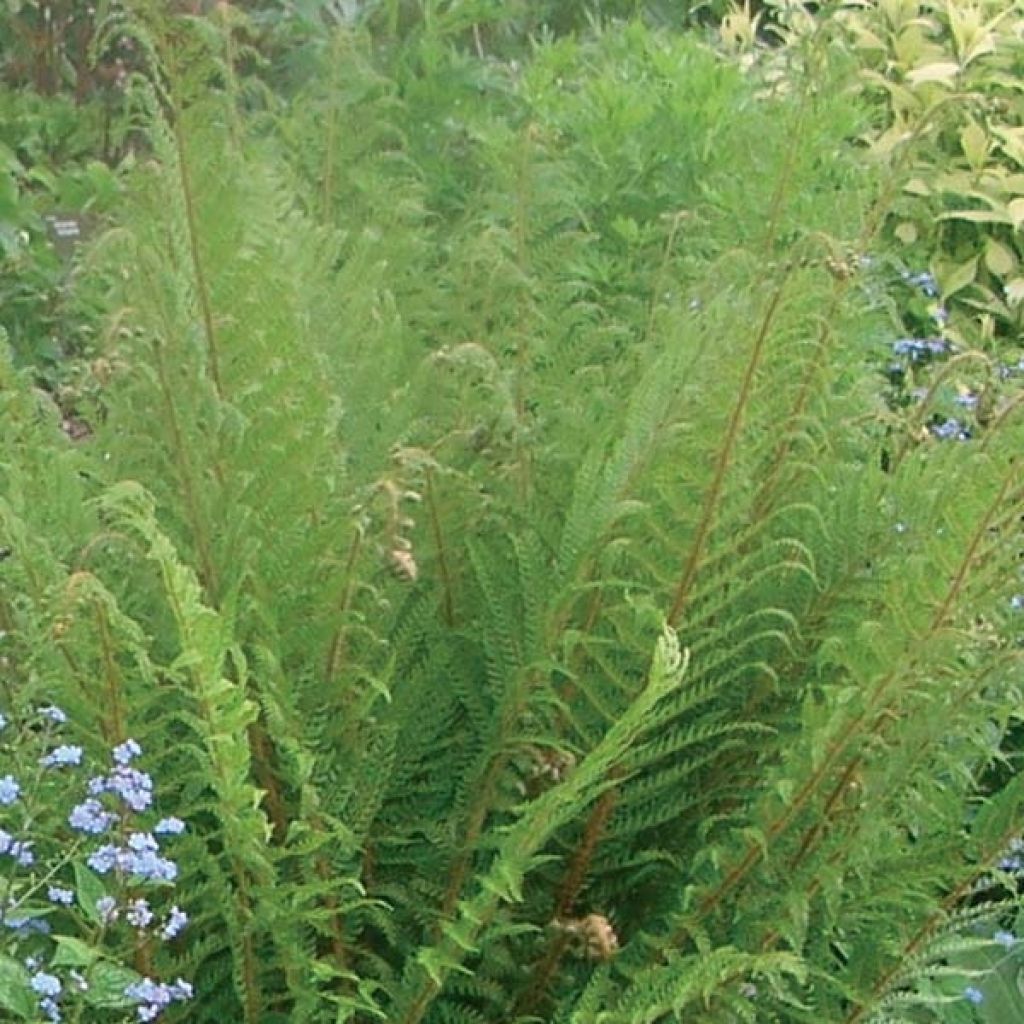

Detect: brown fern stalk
[324,525,364,685]
[169,76,226,402]
[751,98,957,521]
[92,598,126,745]
[515,785,619,1016]
[666,270,792,628]
[150,334,220,597]
[425,469,455,627]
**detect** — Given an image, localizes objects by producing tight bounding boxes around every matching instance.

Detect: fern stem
[170,84,227,402]
[321,28,342,223]
[159,591,263,1024]
[324,525,364,684]
[425,469,455,627]
[751,101,951,517]
[759,68,813,256]
[515,784,620,1015]
[440,751,508,917]
[217,1,243,150]
[247,721,289,841]
[93,599,125,745]
[150,336,220,597]
[666,273,790,627]
[643,211,686,341]
[513,123,534,506]
[556,785,618,918]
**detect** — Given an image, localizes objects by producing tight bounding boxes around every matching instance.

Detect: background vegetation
[1,2,1022,1022]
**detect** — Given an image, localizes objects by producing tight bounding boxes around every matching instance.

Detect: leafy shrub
[835,0,1024,345]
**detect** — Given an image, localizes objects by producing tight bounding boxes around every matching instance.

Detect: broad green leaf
[52,935,100,969]
[0,955,34,1020]
[937,256,978,298]
[83,961,141,1010]
[73,861,108,927]
[938,209,1012,226]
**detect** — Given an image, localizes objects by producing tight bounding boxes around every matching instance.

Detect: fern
[2,6,1023,1023]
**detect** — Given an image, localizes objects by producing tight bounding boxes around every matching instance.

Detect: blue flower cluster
[891,337,949,361]
[902,269,940,297]
[125,977,193,1022]
[0,705,191,1023]
[929,418,972,442]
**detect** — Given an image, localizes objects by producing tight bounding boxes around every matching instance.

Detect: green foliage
[1,4,1023,1023]
[0,88,120,377]
[835,0,1024,345]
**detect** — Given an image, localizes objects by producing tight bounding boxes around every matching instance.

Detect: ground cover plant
[1,2,1023,1021]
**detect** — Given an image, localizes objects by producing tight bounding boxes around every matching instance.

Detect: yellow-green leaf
[1005,278,1024,307]
[894,221,919,244]
[961,121,989,171]
[906,61,960,87]
[984,238,1016,277]
[938,208,1012,226]
[904,178,932,197]
[1008,198,1024,229]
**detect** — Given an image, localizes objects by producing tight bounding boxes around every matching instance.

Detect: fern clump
[0,4,1021,1022]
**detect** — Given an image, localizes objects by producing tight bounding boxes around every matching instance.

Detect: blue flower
[87,844,118,875]
[10,840,34,867]
[38,706,68,725]
[153,817,185,836]
[930,418,971,442]
[69,799,117,835]
[47,886,74,906]
[892,337,949,362]
[106,766,154,812]
[96,896,118,924]
[126,898,153,929]
[0,775,21,805]
[994,930,1016,948]
[5,915,50,936]
[964,985,984,1005]
[41,745,83,769]
[160,906,187,941]
[903,270,939,297]
[31,972,62,1023]
[125,976,192,1021]
[30,972,61,998]
[124,833,177,883]
[0,712,7,732]
[87,836,178,883]
[112,739,142,766]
